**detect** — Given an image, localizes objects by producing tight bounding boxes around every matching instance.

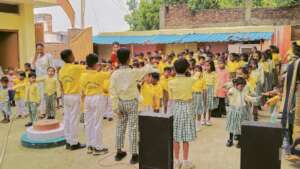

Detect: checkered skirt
[205,85,219,111]
[192,92,205,114]
[172,100,196,142]
[226,106,249,135]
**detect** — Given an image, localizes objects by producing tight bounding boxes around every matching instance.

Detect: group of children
[0,43,284,168]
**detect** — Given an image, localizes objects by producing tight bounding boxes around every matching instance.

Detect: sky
[34,0,130,35]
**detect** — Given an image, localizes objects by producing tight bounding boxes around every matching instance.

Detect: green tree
[127,0,138,11]
[125,0,162,31]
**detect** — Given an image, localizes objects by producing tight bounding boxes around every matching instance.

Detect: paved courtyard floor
[0,110,299,169]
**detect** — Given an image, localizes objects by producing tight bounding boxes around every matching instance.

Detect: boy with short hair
[80,53,110,155]
[59,49,86,150]
[24,73,40,127]
[0,76,11,123]
[110,47,153,164]
[39,67,61,119]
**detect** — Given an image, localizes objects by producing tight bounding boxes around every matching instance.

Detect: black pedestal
[241,121,283,169]
[139,112,173,169]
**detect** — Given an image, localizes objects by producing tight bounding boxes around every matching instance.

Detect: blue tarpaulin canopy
[93,32,273,45]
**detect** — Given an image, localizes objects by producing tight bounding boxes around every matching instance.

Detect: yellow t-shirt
[79,70,110,96]
[152,83,163,110]
[192,78,206,92]
[44,77,61,97]
[0,87,9,102]
[227,61,241,73]
[203,72,216,86]
[13,79,26,100]
[168,75,195,101]
[158,61,167,74]
[59,63,85,95]
[272,53,281,65]
[102,79,110,96]
[261,61,271,73]
[141,83,153,106]
[24,83,40,103]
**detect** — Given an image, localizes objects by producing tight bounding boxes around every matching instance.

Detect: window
[0,3,19,14]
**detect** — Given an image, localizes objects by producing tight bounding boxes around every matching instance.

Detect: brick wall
[163,4,300,29]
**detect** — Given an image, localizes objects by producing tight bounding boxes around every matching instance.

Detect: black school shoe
[226,140,233,147]
[25,122,33,127]
[70,143,86,151]
[66,143,71,150]
[115,151,127,161]
[130,154,139,164]
[236,142,241,148]
[93,148,109,156]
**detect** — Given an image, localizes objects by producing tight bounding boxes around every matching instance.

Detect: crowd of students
[0,42,288,168]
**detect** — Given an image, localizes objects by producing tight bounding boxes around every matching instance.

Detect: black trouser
[212,97,226,117]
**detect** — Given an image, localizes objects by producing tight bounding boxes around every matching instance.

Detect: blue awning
[93,32,273,45]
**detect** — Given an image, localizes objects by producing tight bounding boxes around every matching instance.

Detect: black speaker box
[139,112,173,169]
[241,121,283,169]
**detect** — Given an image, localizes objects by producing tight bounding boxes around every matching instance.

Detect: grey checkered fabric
[116,99,139,154]
[172,100,196,142]
[45,94,57,118]
[192,92,205,115]
[226,106,249,135]
[205,85,219,111]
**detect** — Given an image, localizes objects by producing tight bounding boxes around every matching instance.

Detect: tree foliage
[125,0,162,31]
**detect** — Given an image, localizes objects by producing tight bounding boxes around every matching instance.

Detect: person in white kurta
[32,43,54,116]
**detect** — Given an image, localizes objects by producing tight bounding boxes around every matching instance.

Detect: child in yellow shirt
[38,67,61,119]
[150,72,163,113]
[227,53,241,79]
[59,49,86,150]
[161,67,173,114]
[79,53,110,155]
[192,65,205,130]
[14,71,27,118]
[140,74,153,112]
[203,60,218,126]
[168,58,197,169]
[24,73,40,127]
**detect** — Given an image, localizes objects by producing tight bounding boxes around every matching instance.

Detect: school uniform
[168,75,197,142]
[59,63,84,146]
[110,64,153,154]
[160,76,173,114]
[226,87,260,135]
[203,72,219,112]
[151,83,163,112]
[260,60,273,92]
[192,76,205,115]
[13,79,26,116]
[43,77,61,118]
[24,82,40,123]
[102,79,113,119]
[80,69,110,150]
[141,83,153,112]
[227,61,241,79]
[0,86,11,118]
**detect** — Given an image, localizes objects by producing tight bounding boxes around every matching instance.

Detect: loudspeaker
[139,112,173,169]
[241,121,283,169]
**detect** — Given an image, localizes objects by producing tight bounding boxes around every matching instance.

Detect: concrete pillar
[159,5,166,29]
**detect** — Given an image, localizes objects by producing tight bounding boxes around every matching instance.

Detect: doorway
[0,30,19,69]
